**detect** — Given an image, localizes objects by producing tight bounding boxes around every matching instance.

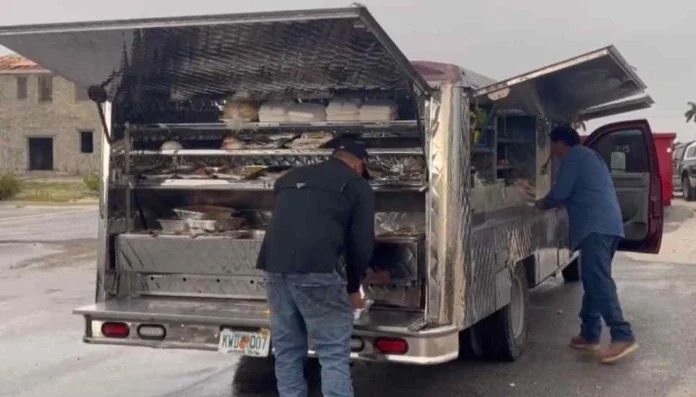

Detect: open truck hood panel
[0,7,431,101]
[578,94,654,121]
[474,46,649,121]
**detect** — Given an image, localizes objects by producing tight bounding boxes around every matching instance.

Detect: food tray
[157,219,187,234]
[176,174,213,180]
[139,173,175,180]
[217,229,266,239]
[173,206,236,221]
[185,217,244,233]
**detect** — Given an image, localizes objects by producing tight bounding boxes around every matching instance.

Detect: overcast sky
[1,0,694,140]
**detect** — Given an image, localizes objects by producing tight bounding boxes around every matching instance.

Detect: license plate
[218,328,271,357]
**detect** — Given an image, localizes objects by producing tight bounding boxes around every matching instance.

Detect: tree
[686,101,696,123]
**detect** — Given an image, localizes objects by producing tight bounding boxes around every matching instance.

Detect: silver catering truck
[0,6,664,365]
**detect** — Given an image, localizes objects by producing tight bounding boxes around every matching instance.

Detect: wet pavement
[0,203,695,397]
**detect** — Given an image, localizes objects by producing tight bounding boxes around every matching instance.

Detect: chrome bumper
[75,298,460,365]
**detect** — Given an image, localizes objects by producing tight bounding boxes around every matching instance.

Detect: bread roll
[222,100,259,122]
[221,136,245,150]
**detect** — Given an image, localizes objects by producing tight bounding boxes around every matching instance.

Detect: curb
[0,200,98,208]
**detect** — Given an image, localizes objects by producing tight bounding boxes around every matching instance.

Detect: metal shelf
[472,146,494,154]
[497,138,532,144]
[129,120,420,133]
[135,179,272,190]
[130,148,424,156]
[134,179,427,192]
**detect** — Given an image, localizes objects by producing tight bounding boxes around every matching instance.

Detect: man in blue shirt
[535,125,638,364]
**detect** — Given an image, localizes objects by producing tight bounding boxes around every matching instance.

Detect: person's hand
[515,180,536,202]
[350,292,364,310]
[364,268,391,285]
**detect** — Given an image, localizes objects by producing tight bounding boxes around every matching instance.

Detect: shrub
[83,172,100,192]
[0,173,20,200]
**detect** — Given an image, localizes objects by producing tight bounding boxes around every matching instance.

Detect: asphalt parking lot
[1,202,695,397]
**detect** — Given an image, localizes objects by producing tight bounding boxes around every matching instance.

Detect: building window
[38,76,53,102]
[16,77,28,100]
[75,85,89,101]
[80,130,94,154]
[28,137,54,171]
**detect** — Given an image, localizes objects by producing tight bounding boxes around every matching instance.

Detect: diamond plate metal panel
[465,210,570,326]
[365,282,422,308]
[374,212,425,235]
[137,274,265,300]
[117,234,262,276]
[424,83,471,326]
[473,46,646,121]
[0,7,430,109]
[424,90,444,324]
[118,233,426,305]
[370,240,422,281]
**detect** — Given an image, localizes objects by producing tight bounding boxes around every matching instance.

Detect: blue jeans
[578,233,635,343]
[264,271,354,397]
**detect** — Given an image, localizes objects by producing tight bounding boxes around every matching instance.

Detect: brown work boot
[569,335,600,352]
[600,341,639,364]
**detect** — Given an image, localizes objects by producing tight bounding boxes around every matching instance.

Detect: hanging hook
[88,85,115,145]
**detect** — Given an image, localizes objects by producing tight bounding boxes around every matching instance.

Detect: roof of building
[0,54,46,72]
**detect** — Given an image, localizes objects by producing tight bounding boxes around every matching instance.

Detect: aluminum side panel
[0,7,430,102]
[95,102,112,303]
[579,95,654,121]
[474,46,647,121]
[424,84,470,326]
[466,210,570,325]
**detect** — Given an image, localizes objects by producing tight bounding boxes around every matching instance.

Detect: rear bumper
[75,298,459,365]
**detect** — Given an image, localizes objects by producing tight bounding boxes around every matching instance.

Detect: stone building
[0,54,101,175]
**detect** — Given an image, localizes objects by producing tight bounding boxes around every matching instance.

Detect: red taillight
[374,338,408,355]
[101,322,130,338]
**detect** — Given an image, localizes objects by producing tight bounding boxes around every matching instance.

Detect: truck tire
[561,257,581,282]
[234,357,320,393]
[469,264,530,361]
[233,356,277,394]
[458,325,485,359]
[684,175,695,201]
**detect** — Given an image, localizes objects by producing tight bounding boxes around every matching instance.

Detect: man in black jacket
[257,139,385,397]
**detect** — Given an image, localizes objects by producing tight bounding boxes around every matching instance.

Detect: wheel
[468,264,530,361]
[232,356,277,394]
[683,176,695,201]
[561,257,581,282]
[233,356,320,394]
[458,324,485,359]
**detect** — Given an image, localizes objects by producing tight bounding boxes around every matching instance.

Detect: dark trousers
[579,233,635,343]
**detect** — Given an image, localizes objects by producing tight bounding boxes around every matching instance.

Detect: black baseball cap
[332,139,371,179]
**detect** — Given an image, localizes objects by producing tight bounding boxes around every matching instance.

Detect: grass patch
[0,173,21,200]
[14,179,99,203]
[83,172,100,192]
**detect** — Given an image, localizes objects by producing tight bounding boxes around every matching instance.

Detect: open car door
[584,120,663,253]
